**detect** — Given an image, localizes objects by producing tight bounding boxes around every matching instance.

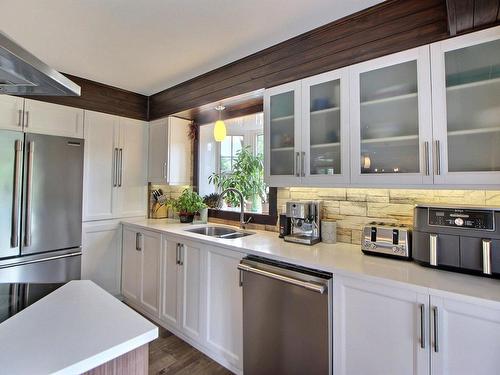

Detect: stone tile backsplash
[277,188,500,245]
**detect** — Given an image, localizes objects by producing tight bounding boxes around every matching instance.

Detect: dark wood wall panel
[25,73,149,121]
[150,0,450,120]
[447,0,500,35]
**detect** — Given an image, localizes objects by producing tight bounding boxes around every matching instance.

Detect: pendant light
[213,105,226,142]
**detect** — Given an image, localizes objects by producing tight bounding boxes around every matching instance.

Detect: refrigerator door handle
[11,140,23,248]
[24,141,34,247]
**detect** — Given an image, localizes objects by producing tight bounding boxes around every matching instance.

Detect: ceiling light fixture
[213,105,226,142]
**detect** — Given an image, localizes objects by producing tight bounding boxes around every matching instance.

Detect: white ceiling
[0,0,384,95]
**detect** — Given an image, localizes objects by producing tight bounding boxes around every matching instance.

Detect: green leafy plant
[208,146,266,208]
[203,193,222,209]
[169,189,206,214]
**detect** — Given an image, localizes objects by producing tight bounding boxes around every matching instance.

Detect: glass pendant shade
[214,119,226,142]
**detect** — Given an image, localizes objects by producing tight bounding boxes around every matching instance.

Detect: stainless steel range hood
[0,31,80,96]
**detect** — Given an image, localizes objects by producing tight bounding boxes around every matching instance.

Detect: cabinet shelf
[361,134,418,144]
[271,114,294,122]
[310,142,340,149]
[310,107,340,116]
[271,146,294,152]
[448,126,500,136]
[360,92,417,107]
[447,76,500,92]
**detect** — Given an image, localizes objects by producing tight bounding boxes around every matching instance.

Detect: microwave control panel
[428,208,494,230]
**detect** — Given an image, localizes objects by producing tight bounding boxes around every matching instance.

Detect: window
[198,113,275,220]
[220,135,244,173]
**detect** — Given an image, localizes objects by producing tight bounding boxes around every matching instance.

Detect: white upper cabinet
[23,99,84,138]
[264,81,302,187]
[349,46,433,186]
[430,293,500,375]
[83,110,147,222]
[431,26,500,186]
[148,116,192,185]
[301,68,350,185]
[0,95,24,131]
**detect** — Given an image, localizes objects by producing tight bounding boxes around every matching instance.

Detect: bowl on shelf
[312,98,332,111]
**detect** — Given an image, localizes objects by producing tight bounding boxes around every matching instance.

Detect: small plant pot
[179,212,195,223]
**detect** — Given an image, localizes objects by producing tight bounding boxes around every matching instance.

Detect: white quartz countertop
[123,219,500,305]
[0,280,158,375]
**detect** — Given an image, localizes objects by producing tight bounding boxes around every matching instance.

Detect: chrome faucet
[219,188,250,229]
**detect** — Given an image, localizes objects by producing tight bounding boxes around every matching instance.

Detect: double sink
[184,226,254,240]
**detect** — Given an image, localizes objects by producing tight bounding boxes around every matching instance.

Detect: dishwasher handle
[237,263,327,294]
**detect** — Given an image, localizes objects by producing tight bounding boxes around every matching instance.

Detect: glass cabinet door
[302,69,349,184]
[264,81,301,186]
[432,27,500,185]
[350,47,433,185]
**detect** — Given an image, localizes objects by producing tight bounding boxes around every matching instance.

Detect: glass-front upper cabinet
[264,81,302,186]
[349,46,433,186]
[301,68,349,185]
[431,26,500,186]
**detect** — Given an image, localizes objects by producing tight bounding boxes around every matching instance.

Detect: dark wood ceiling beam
[447,0,500,36]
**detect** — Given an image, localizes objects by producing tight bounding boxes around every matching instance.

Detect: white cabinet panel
[205,246,244,370]
[160,238,181,328]
[430,294,500,375]
[82,220,122,296]
[148,116,191,185]
[180,240,203,342]
[83,111,119,221]
[140,230,161,317]
[349,46,433,186]
[116,117,147,218]
[24,99,84,138]
[121,226,141,302]
[333,275,429,375]
[0,95,23,131]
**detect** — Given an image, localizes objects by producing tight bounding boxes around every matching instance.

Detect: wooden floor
[148,328,233,375]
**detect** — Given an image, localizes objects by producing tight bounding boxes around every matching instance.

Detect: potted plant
[169,189,206,223]
[208,146,266,213]
[203,193,223,209]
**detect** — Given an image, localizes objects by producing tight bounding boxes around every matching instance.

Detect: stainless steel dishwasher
[238,256,333,375]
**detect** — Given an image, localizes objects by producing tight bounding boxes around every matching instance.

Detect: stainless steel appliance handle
[429,234,438,266]
[420,304,426,349]
[11,140,23,248]
[113,148,118,187]
[24,111,29,128]
[482,239,492,275]
[433,306,439,352]
[118,148,123,187]
[24,141,34,247]
[17,109,22,127]
[135,232,142,251]
[301,151,305,177]
[237,263,326,294]
[0,251,82,269]
[295,152,300,177]
[434,140,441,175]
[424,141,430,176]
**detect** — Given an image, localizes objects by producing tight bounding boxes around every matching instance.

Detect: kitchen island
[0,280,158,375]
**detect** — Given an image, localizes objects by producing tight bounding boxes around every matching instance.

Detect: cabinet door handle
[239,268,243,287]
[175,243,180,265]
[301,151,305,177]
[433,306,439,353]
[113,148,118,187]
[24,111,29,128]
[118,148,123,187]
[482,239,492,275]
[163,161,167,182]
[434,140,441,175]
[18,109,23,127]
[424,141,430,176]
[135,232,142,251]
[420,304,426,349]
[295,152,300,177]
[179,244,184,266]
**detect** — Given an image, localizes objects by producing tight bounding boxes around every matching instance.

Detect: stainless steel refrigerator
[0,130,83,322]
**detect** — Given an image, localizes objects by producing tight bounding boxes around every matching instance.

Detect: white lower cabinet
[430,294,500,375]
[204,246,244,370]
[333,275,429,375]
[82,220,122,296]
[122,226,161,317]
